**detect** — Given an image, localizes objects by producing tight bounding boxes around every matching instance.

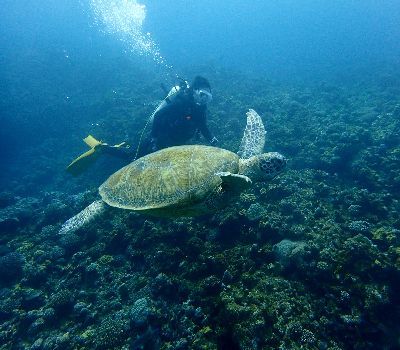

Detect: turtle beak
[270,153,287,171]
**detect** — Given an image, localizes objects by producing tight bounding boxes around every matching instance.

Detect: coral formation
[1,67,400,349]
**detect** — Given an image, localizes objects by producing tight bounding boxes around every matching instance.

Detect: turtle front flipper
[217,172,252,193]
[59,200,106,235]
[238,109,266,159]
[204,172,251,213]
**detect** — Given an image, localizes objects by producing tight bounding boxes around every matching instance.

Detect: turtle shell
[99,145,239,211]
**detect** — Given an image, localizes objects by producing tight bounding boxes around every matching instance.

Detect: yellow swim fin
[66,147,100,176]
[66,135,105,176]
[83,134,103,148]
[66,135,130,176]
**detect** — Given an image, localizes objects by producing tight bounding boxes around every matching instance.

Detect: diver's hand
[97,141,130,150]
[210,136,219,145]
[112,141,130,149]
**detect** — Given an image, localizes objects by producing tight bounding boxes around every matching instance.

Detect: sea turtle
[59,109,286,234]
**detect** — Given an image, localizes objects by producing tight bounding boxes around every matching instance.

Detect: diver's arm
[197,110,214,143]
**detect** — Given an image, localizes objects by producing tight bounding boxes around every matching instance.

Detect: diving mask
[193,88,213,105]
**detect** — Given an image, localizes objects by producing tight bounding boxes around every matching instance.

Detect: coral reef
[1,67,400,349]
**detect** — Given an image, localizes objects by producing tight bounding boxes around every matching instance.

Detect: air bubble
[90,0,171,71]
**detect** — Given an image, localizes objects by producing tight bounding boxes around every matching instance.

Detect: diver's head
[191,76,212,105]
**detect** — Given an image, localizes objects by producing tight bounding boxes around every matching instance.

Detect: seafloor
[1,65,400,350]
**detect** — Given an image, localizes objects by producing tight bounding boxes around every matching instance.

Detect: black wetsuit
[151,91,213,150]
[106,90,214,160]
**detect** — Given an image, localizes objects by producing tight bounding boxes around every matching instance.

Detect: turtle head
[258,152,287,180]
[240,152,287,182]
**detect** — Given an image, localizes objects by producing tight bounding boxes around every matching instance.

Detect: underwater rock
[73,302,89,316]
[41,245,65,262]
[59,233,83,253]
[73,302,93,325]
[21,289,45,311]
[371,226,399,248]
[0,288,21,320]
[3,197,40,221]
[348,220,371,234]
[85,263,100,286]
[364,284,389,313]
[112,254,126,267]
[342,234,382,276]
[93,311,130,349]
[40,224,59,237]
[273,239,310,269]
[43,199,68,225]
[0,252,25,283]
[41,333,71,350]
[130,297,151,327]
[200,275,222,295]
[348,204,362,216]
[186,236,204,256]
[118,283,129,301]
[151,273,176,300]
[27,317,45,336]
[285,320,317,346]
[222,269,233,285]
[41,308,56,324]
[245,203,266,222]
[130,326,161,350]
[48,289,74,316]
[0,197,42,233]
[340,314,361,326]
[30,338,44,350]
[23,265,48,288]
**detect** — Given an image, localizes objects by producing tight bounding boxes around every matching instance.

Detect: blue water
[1,0,399,169]
[146,0,400,78]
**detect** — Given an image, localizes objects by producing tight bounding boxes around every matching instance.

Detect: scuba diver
[67,76,217,175]
[148,75,217,152]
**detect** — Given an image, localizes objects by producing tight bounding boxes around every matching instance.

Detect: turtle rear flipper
[238,109,266,159]
[59,200,105,235]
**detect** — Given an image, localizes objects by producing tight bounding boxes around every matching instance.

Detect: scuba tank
[149,86,178,121]
[134,78,189,159]
[150,79,189,121]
